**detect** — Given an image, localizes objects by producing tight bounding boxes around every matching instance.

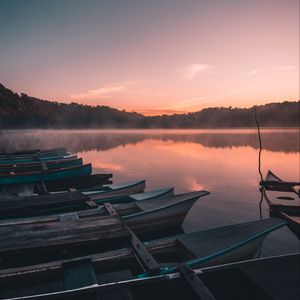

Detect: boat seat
[59,212,79,222]
[63,258,97,290]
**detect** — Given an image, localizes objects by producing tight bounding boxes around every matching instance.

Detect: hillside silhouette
[0,83,299,128]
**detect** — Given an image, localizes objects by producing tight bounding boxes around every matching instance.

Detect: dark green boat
[0,157,82,173]
[0,147,68,157]
[0,164,92,185]
[0,154,77,165]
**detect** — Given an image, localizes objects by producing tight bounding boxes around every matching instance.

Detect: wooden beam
[260,180,300,188]
[178,264,216,300]
[104,202,161,275]
[59,212,79,222]
[85,200,99,208]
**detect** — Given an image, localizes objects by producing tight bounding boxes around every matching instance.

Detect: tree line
[0,83,299,128]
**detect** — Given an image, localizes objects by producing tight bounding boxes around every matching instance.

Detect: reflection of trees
[0,130,298,153]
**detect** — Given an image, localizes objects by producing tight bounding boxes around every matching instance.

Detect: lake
[1,129,299,256]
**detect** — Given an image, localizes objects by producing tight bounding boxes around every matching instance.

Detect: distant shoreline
[2,127,299,132]
[1,83,299,129]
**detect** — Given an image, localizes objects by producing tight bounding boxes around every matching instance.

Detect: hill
[0,83,299,128]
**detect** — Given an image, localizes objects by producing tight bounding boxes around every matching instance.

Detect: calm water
[1,129,299,256]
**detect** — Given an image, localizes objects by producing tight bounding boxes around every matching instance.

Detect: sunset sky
[0,0,299,115]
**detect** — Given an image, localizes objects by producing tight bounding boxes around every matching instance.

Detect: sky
[0,0,299,115]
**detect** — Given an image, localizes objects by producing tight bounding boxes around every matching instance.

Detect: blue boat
[0,218,287,300]
[0,157,83,173]
[0,187,173,218]
[0,164,92,185]
[0,154,77,165]
[0,147,68,158]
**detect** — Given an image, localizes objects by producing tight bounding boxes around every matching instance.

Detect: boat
[260,170,299,195]
[0,190,209,268]
[0,154,77,165]
[0,157,83,173]
[0,179,145,200]
[0,186,173,218]
[274,211,300,239]
[0,147,67,157]
[0,174,113,197]
[0,219,289,299]
[0,150,70,160]
[261,170,300,238]
[0,164,92,185]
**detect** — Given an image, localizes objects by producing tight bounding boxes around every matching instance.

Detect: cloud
[181,64,213,79]
[70,84,126,100]
[248,68,263,76]
[69,81,146,100]
[272,65,297,71]
[248,65,297,76]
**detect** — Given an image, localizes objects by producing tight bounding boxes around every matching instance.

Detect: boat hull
[0,155,76,165]
[125,196,199,235]
[86,181,146,200]
[0,158,82,173]
[0,147,67,157]
[0,192,208,267]
[0,219,288,299]
[0,164,92,185]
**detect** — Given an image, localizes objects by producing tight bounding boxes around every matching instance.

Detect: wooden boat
[0,179,145,200]
[0,154,77,165]
[0,219,288,299]
[261,170,300,238]
[0,186,173,219]
[0,190,209,268]
[0,157,83,173]
[0,164,92,185]
[0,174,113,197]
[0,147,67,157]
[260,170,299,194]
[0,151,70,160]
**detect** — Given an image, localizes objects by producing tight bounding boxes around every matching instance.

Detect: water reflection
[1,129,299,153]
[1,129,299,255]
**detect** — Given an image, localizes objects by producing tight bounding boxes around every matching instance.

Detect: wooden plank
[59,212,79,222]
[178,264,216,300]
[0,191,89,214]
[104,202,160,275]
[63,258,97,289]
[0,215,131,255]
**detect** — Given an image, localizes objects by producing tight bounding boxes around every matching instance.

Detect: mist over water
[1,129,299,256]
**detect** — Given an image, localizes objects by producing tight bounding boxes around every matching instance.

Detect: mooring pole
[254,106,263,182]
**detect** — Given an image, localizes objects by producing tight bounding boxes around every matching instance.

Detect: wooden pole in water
[255,106,264,222]
[254,106,263,182]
